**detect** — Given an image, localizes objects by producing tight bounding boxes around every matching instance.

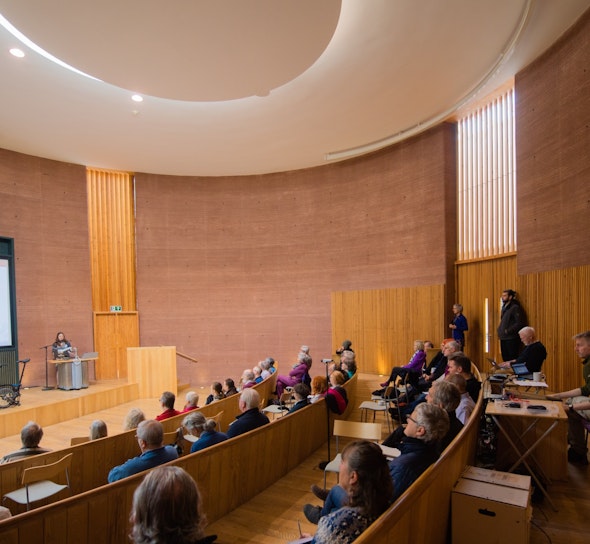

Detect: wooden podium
[127,346,177,398]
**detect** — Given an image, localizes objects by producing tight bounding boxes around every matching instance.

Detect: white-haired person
[182,391,200,413]
[226,389,270,439]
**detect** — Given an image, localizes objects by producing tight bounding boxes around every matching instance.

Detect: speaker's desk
[49,356,98,390]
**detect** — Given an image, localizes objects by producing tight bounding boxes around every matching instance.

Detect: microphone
[17,358,30,364]
[321,359,334,363]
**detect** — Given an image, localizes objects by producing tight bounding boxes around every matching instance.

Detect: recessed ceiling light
[9,47,24,57]
[131,94,143,103]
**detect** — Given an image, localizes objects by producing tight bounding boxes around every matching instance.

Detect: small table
[485,398,567,511]
[505,378,549,396]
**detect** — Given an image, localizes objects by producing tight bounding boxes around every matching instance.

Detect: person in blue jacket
[108,420,178,482]
[449,303,468,348]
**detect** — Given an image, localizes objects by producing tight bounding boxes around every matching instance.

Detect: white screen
[0,259,12,347]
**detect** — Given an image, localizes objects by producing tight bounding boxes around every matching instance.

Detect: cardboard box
[452,466,531,544]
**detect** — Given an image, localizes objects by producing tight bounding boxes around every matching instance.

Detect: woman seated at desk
[52,331,73,359]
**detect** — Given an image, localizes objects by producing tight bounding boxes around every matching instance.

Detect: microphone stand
[40,344,54,391]
[318,358,333,470]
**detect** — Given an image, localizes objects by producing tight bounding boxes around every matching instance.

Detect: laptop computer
[511,362,533,380]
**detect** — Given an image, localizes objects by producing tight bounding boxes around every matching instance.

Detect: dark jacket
[497,300,525,340]
[108,446,178,482]
[226,408,270,438]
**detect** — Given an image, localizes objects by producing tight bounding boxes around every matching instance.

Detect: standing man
[547,331,590,465]
[497,289,526,361]
[448,303,468,348]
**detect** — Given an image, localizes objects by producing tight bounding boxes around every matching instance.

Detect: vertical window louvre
[457,88,516,260]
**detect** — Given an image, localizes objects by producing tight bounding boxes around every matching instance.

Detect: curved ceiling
[0,0,588,176]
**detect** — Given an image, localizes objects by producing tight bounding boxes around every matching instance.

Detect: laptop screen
[511,362,531,376]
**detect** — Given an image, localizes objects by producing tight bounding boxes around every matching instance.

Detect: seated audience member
[90,419,108,440]
[183,412,228,453]
[108,420,178,482]
[253,366,263,384]
[288,383,311,414]
[446,374,475,425]
[266,357,276,374]
[222,378,238,397]
[240,369,256,390]
[421,339,460,387]
[380,340,426,388]
[0,421,50,464]
[303,441,392,543]
[335,339,354,356]
[447,352,481,403]
[124,408,146,431]
[325,370,348,415]
[499,326,547,373]
[182,391,200,413]
[206,382,224,404]
[427,380,463,453]
[306,403,449,524]
[309,375,328,403]
[130,466,215,544]
[547,330,590,465]
[226,389,270,438]
[300,345,312,365]
[276,352,311,397]
[156,391,181,421]
[423,340,434,350]
[259,359,272,380]
[339,351,357,380]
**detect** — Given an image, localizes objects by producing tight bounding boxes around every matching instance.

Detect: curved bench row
[0,371,278,510]
[0,374,357,543]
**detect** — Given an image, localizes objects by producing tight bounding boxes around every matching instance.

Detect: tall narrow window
[457,87,516,260]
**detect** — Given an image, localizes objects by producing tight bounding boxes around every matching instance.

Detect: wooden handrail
[176,350,199,363]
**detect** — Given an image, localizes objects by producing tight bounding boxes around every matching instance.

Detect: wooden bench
[0,371,277,511]
[0,374,357,543]
[355,390,484,544]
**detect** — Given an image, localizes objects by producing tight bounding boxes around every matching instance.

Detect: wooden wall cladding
[515,8,590,274]
[332,284,446,376]
[86,169,136,312]
[518,265,590,392]
[458,257,590,393]
[93,312,139,379]
[0,149,93,387]
[134,124,457,386]
[456,256,517,370]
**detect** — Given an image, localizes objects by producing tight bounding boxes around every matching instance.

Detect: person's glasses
[406,415,418,425]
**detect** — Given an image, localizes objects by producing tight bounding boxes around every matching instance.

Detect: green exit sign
[110,305,123,312]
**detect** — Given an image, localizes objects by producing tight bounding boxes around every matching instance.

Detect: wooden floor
[0,374,588,542]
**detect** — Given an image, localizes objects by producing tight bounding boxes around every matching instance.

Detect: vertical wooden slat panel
[87,169,139,379]
[332,284,445,376]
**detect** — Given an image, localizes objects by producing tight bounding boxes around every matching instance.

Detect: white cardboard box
[452,466,532,544]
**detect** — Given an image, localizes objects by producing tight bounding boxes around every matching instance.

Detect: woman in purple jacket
[380,340,426,388]
[276,352,312,396]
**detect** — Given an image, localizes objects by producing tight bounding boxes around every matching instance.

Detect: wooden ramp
[0,380,140,438]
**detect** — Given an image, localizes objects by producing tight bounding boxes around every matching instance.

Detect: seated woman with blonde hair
[89,420,108,440]
[182,412,228,453]
[123,408,146,431]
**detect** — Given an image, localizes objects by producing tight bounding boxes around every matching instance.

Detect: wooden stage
[0,379,140,439]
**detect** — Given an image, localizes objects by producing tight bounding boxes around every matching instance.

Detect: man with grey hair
[108,420,178,482]
[499,326,547,373]
[0,421,50,464]
[226,388,269,438]
[548,331,590,465]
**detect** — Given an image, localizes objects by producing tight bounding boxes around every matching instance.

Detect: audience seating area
[0,370,482,544]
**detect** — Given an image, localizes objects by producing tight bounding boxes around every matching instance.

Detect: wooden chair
[210,410,224,432]
[3,453,73,511]
[70,436,90,446]
[323,420,382,488]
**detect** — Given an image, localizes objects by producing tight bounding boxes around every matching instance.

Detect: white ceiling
[0,0,588,177]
